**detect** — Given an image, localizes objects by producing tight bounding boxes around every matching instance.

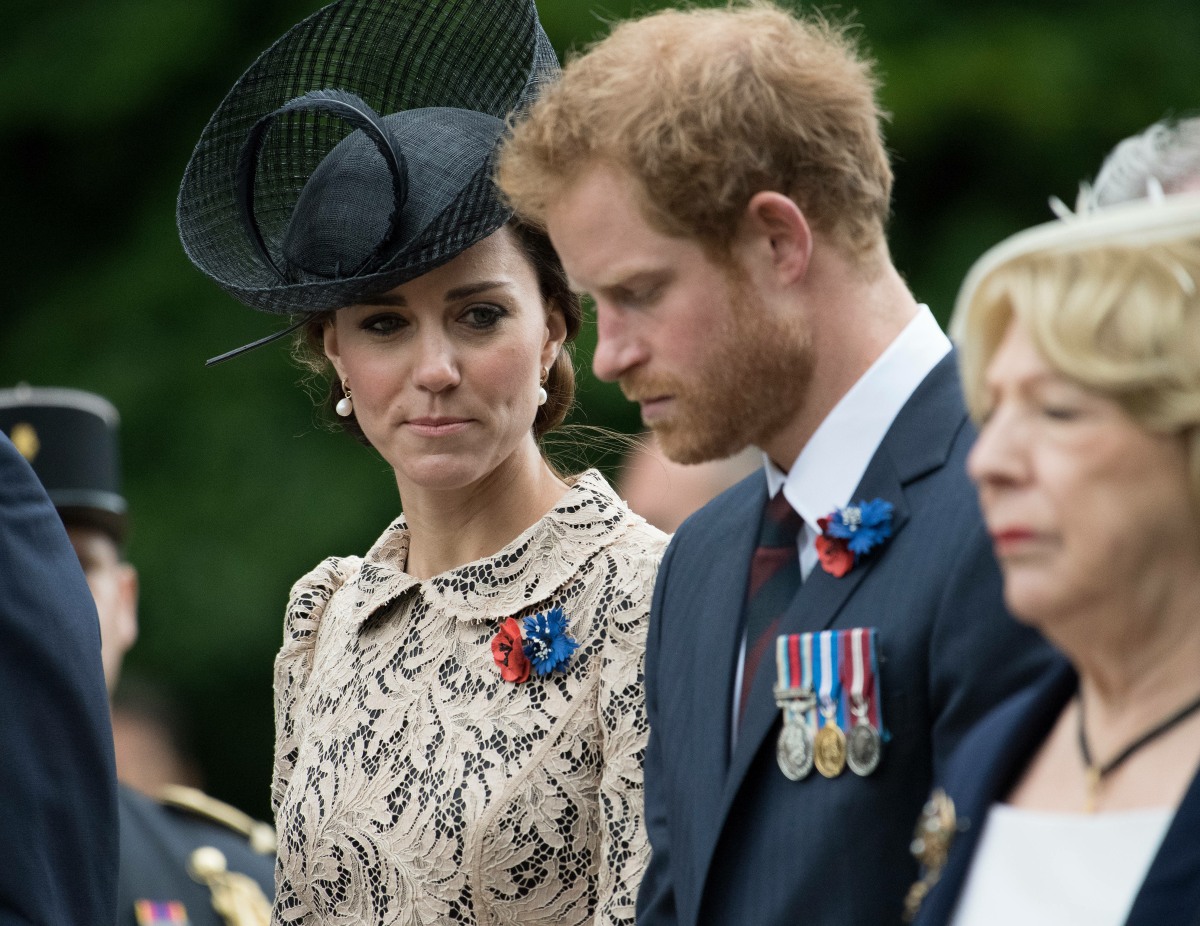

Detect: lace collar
[347,469,632,627]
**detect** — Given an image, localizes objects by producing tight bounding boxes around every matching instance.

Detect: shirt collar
[347,469,634,627]
[763,305,950,530]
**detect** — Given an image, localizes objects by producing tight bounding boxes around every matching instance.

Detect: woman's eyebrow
[443,280,512,302]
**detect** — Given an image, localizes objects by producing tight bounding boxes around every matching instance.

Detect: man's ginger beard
[622,275,814,465]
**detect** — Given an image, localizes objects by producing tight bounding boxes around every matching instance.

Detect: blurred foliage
[2,0,1196,820]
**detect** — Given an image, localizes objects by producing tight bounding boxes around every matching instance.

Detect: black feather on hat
[176,0,559,362]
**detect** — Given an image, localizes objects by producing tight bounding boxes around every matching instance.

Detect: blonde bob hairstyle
[956,194,1200,505]
[498,1,892,269]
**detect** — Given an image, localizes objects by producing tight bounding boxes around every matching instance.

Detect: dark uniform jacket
[118,784,275,926]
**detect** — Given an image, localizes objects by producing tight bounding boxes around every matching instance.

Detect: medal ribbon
[864,628,883,732]
[816,631,845,729]
[801,633,817,728]
[839,628,859,722]
[846,628,869,726]
[134,901,191,926]
[775,633,815,728]
[775,634,792,690]
[835,627,884,732]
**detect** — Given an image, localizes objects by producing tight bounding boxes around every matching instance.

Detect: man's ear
[741,191,813,286]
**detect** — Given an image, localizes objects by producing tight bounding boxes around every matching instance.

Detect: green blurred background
[2,0,1196,820]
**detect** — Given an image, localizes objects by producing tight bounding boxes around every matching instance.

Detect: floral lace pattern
[272,471,667,925]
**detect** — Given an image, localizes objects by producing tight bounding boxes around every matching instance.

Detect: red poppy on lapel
[815,516,855,577]
[816,499,895,578]
[491,617,531,683]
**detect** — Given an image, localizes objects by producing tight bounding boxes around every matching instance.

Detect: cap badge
[9,422,39,462]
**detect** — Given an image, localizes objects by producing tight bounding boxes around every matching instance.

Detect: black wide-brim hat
[177,0,558,349]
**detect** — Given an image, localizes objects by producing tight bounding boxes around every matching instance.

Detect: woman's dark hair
[295,219,581,445]
[510,219,581,438]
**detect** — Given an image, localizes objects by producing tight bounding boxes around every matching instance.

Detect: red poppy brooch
[491,605,579,683]
[815,498,894,578]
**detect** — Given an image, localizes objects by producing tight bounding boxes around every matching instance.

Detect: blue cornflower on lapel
[816,498,894,577]
[521,605,579,676]
[827,498,894,554]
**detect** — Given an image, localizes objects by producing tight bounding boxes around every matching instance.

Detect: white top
[949,804,1174,926]
[731,306,950,739]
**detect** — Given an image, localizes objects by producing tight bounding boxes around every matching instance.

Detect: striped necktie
[738,490,805,727]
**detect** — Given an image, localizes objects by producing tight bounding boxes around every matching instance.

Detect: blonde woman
[907,193,1200,926]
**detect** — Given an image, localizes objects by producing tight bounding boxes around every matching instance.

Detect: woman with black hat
[177,2,666,923]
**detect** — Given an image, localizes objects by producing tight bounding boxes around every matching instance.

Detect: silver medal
[847,719,882,776]
[776,716,814,781]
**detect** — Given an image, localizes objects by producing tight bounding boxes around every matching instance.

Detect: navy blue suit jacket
[911,660,1200,926]
[0,433,118,925]
[636,354,1053,926]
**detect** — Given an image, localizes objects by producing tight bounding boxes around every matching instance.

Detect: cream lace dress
[271,470,668,926]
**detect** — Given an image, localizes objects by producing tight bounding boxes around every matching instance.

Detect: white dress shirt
[731,305,951,740]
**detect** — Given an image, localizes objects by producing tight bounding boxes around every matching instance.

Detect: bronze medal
[776,717,814,781]
[813,721,847,778]
[847,720,882,776]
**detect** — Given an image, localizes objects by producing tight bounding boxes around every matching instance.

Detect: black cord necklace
[1077,687,1200,812]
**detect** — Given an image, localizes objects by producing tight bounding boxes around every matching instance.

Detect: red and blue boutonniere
[491,605,580,684]
[815,498,894,578]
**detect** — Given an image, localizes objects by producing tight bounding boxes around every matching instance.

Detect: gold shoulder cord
[158,784,278,855]
[188,847,272,926]
[157,784,277,926]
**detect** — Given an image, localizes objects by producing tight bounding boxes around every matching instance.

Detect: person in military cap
[0,384,276,926]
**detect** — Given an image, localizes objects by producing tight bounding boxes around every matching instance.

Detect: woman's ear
[322,317,347,383]
[542,303,569,371]
[741,191,813,286]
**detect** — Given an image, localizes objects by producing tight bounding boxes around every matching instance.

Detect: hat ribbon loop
[234,89,410,284]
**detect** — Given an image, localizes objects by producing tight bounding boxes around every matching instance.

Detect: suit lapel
[722,455,911,805]
[790,457,911,633]
[1125,763,1200,925]
[679,475,765,871]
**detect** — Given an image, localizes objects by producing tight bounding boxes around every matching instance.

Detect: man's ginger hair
[498,1,893,265]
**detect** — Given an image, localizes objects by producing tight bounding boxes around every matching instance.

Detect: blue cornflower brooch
[491,605,579,683]
[815,498,894,578]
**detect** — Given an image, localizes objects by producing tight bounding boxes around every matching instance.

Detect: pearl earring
[335,381,354,417]
[537,368,549,406]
